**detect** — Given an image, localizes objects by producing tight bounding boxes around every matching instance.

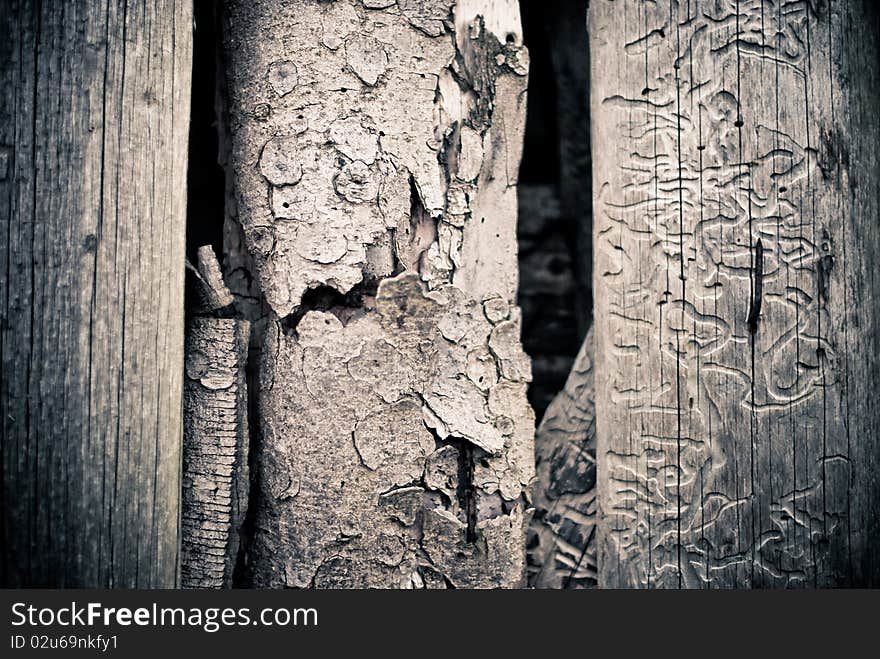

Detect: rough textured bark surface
[182,247,250,589]
[223,0,534,588]
[0,0,191,587]
[528,327,597,588]
[591,0,880,587]
[182,317,250,589]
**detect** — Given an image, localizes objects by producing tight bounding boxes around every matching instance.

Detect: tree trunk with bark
[545,0,592,340]
[591,0,880,587]
[222,0,534,588]
[0,0,192,586]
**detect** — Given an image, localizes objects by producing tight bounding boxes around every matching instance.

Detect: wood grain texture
[223,0,534,588]
[591,0,880,587]
[0,0,192,587]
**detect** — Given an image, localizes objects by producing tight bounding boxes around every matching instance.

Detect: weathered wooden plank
[223,0,535,588]
[591,0,880,587]
[0,0,192,587]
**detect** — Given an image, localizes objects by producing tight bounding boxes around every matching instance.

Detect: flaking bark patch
[224,0,529,315]
[182,246,251,589]
[248,274,533,588]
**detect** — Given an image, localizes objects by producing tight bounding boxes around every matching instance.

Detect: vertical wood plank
[0,0,192,587]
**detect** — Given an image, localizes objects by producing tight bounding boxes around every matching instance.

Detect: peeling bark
[223,0,534,588]
[0,0,191,587]
[591,0,880,587]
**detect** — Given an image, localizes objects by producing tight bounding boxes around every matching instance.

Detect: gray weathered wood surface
[591,0,880,587]
[0,0,191,587]
[181,246,250,589]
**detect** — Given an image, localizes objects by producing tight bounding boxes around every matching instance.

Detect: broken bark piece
[182,317,251,589]
[528,328,596,588]
[188,244,236,314]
